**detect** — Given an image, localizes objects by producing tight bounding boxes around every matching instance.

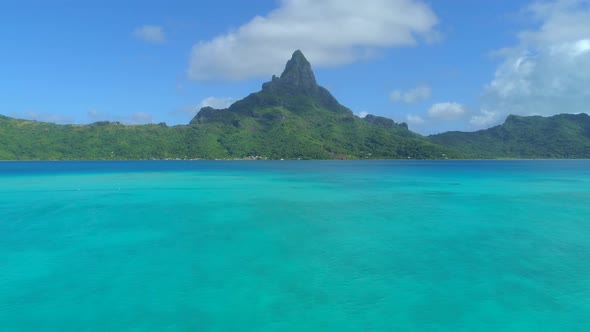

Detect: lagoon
[1,160,589,331]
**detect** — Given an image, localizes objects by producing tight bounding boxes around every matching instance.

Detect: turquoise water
[1,160,589,331]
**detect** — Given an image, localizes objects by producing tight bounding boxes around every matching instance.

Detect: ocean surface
[1,160,589,331]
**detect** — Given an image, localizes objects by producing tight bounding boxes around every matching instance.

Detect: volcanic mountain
[186,50,454,159]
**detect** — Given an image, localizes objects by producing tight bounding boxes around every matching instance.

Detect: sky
[1,0,589,134]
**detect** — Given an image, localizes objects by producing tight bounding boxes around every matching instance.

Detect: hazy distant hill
[430,113,590,158]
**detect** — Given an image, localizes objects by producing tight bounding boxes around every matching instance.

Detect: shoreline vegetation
[1,111,589,160]
[1,158,589,162]
[2,51,589,161]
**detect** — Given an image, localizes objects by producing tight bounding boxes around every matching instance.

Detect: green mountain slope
[429,113,590,158]
[186,50,455,160]
[0,50,455,160]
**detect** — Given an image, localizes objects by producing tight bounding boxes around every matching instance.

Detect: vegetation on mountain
[0,51,455,160]
[185,50,455,160]
[1,51,589,160]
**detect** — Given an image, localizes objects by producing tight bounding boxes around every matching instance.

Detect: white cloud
[11,111,74,124]
[406,114,425,124]
[390,85,432,104]
[427,102,468,120]
[126,112,153,125]
[474,0,590,129]
[173,105,199,117]
[198,96,236,110]
[87,109,153,125]
[357,111,369,118]
[188,0,439,81]
[469,109,498,128]
[87,108,104,121]
[173,97,237,118]
[133,25,166,44]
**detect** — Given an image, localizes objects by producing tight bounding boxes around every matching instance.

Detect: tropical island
[1,50,589,160]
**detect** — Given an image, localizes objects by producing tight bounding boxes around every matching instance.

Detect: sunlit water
[1,160,589,331]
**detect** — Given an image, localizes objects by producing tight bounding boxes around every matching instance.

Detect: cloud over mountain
[390,85,432,104]
[428,102,468,120]
[471,0,590,129]
[198,96,236,110]
[188,0,439,81]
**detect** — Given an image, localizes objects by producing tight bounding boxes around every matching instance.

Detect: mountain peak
[262,50,318,95]
[280,50,317,87]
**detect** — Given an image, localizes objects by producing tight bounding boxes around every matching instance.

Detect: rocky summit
[193,50,350,124]
[266,50,318,93]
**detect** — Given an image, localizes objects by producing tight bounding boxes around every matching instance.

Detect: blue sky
[2,0,589,134]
